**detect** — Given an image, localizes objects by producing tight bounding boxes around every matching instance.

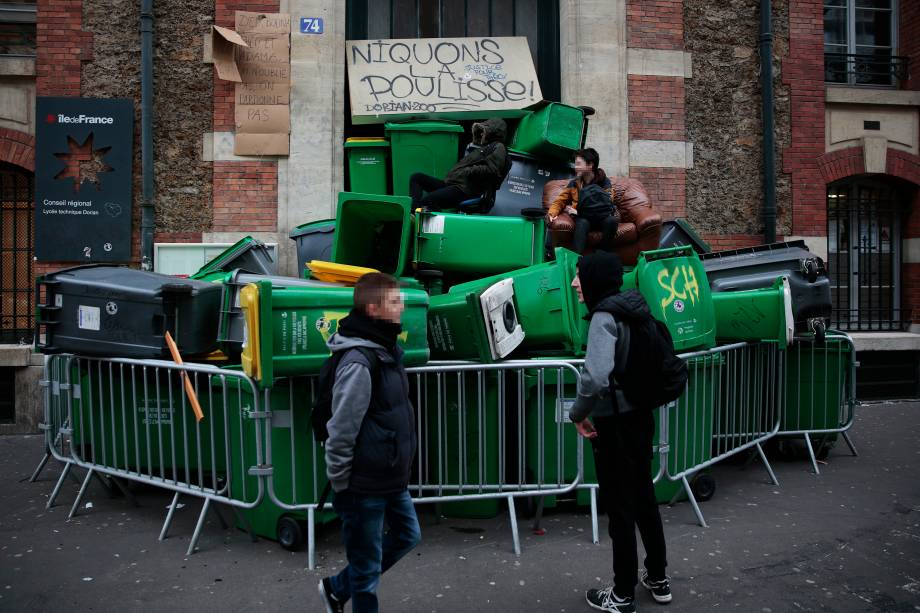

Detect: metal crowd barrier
[36,354,268,555]
[261,360,585,569]
[778,331,858,474]
[33,336,856,564]
[658,341,784,527]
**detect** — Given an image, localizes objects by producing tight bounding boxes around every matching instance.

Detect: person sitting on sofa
[546,148,620,254]
[408,118,509,212]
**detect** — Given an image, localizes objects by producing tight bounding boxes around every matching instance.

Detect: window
[0,162,34,344]
[827,179,910,331]
[0,3,36,57]
[824,0,904,86]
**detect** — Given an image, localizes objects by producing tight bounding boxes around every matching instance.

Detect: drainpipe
[760,0,777,244]
[140,0,155,270]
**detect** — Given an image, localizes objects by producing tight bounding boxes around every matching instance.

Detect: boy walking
[569,252,672,613]
[318,273,421,613]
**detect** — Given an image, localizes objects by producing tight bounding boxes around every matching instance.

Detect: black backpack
[613,315,688,412]
[310,347,379,442]
[577,183,615,219]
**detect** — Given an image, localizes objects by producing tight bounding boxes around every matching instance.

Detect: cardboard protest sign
[211,25,248,82]
[229,11,291,155]
[346,36,543,124]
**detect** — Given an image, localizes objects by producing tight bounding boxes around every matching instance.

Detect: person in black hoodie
[408,117,509,212]
[569,252,671,613]
[318,272,420,613]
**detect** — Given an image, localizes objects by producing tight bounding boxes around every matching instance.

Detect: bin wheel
[520,207,545,220]
[811,319,826,344]
[689,473,716,502]
[277,516,305,552]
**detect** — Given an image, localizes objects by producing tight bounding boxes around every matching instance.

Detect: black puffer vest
[342,345,417,495]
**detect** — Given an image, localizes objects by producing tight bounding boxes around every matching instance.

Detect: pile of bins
[34,103,839,548]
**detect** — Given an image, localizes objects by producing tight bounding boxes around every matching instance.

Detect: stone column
[559,0,629,176]
[278,0,346,275]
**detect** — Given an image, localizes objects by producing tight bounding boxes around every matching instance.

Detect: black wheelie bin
[700,241,831,339]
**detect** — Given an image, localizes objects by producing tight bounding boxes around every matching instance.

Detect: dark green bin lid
[384,120,464,133]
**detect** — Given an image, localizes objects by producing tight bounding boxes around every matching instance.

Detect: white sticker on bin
[421,215,445,235]
[78,305,101,331]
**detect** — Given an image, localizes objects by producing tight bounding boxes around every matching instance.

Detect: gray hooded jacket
[324,333,416,494]
[569,291,651,422]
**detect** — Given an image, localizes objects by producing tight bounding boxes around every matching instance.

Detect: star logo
[53,133,113,193]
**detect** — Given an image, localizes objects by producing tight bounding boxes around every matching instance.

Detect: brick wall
[817,147,865,183]
[211,1,280,235]
[212,161,278,232]
[628,167,686,221]
[626,0,682,50]
[701,234,773,252]
[901,0,920,91]
[0,128,35,172]
[628,75,685,142]
[626,0,686,225]
[36,0,91,97]
[34,0,89,277]
[781,0,825,238]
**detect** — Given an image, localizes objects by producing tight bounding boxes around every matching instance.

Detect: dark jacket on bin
[324,330,417,495]
[444,117,509,196]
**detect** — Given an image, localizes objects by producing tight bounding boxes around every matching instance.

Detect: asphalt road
[2,401,919,612]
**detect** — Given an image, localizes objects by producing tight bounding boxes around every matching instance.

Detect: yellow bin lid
[307,260,379,285]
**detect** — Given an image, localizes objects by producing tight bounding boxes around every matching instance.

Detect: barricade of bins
[34,108,841,550]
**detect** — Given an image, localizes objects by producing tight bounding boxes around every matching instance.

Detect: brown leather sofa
[542,177,663,266]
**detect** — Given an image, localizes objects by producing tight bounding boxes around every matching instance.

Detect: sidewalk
[2,402,919,612]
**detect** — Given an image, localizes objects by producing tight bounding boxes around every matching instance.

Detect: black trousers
[573,214,619,254]
[592,411,668,599]
[409,173,468,211]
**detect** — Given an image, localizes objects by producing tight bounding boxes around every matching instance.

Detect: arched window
[0,162,34,344]
[827,177,911,330]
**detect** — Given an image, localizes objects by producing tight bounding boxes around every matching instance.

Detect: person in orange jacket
[547,148,620,253]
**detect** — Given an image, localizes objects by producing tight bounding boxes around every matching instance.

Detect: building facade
[0,0,918,431]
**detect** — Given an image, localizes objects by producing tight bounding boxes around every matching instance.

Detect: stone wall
[684,0,791,238]
[82,0,214,235]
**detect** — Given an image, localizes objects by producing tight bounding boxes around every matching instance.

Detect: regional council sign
[35,97,134,262]
[346,36,543,124]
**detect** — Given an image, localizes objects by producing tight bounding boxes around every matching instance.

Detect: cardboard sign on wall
[211,11,291,155]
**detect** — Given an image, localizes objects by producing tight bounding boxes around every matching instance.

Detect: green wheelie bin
[332,191,415,278]
[781,331,854,452]
[621,245,716,352]
[190,236,276,279]
[416,371,502,518]
[414,209,545,277]
[344,137,390,195]
[711,276,795,348]
[68,358,232,478]
[239,280,429,387]
[227,375,337,550]
[510,102,585,163]
[653,352,724,503]
[385,120,463,196]
[427,247,587,361]
[515,366,593,509]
